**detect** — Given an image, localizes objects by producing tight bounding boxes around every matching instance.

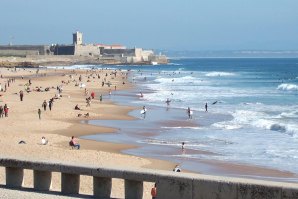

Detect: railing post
[93,177,112,198]
[61,173,80,194]
[125,179,143,199]
[34,170,52,191]
[5,167,24,188]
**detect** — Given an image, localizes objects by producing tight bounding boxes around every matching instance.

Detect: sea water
[82,58,298,178]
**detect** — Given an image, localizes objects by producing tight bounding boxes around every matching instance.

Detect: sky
[1,0,298,51]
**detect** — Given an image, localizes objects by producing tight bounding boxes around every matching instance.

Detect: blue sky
[1,0,298,50]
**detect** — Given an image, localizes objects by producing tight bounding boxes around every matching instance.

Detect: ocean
[78,58,298,180]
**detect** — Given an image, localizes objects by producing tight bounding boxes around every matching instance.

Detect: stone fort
[0,32,167,64]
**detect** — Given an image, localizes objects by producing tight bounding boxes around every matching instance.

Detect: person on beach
[38,108,41,119]
[0,106,3,118]
[173,165,181,172]
[151,183,157,199]
[99,94,103,102]
[70,136,80,149]
[182,142,185,150]
[75,104,81,110]
[42,100,47,111]
[86,97,91,107]
[140,92,143,98]
[205,102,208,112]
[91,91,95,99]
[4,104,9,117]
[41,136,48,145]
[187,107,192,119]
[49,99,53,111]
[19,90,24,101]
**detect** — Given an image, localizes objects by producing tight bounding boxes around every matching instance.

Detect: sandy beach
[0,67,174,198]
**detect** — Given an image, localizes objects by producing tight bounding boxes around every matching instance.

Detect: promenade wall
[0,157,297,199]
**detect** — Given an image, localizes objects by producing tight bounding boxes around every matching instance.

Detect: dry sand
[0,67,174,199]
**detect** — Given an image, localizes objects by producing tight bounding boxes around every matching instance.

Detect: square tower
[73,31,83,45]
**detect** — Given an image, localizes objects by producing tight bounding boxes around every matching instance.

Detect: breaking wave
[205,72,236,77]
[277,84,298,91]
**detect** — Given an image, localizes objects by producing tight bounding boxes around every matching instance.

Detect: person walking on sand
[42,100,47,111]
[151,183,157,199]
[38,108,41,119]
[205,102,208,112]
[4,104,8,117]
[99,94,103,102]
[19,90,24,101]
[49,99,53,111]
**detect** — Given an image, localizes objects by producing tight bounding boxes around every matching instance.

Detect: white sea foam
[168,63,182,66]
[277,83,298,91]
[212,123,242,130]
[161,126,202,130]
[205,72,236,77]
[47,64,96,70]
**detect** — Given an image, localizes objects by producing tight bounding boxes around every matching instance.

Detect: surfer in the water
[205,103,208,112]
[187,107,192,119]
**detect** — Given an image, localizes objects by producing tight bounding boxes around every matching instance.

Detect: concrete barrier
[0,157,298,199]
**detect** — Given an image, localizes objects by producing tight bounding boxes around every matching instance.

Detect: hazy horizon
[1,0,297,51]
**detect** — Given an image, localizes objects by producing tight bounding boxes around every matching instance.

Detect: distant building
[73,31,83,45]
[0,31,167,64]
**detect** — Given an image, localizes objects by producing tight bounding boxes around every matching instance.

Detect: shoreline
[84,89,298,183]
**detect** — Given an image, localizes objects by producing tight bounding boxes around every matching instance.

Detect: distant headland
[0,31,168,67]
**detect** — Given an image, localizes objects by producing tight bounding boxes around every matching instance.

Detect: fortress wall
[101,48,136,56]
[54,45,75,55]
[0,45,50,56]
[74,45,100,56]
[0,49,39,56]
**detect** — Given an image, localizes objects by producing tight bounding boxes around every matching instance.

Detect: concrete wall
[0,157,298,199]
[0,45,51,56]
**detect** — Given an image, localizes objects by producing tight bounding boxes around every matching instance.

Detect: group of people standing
[0,104,9,118]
